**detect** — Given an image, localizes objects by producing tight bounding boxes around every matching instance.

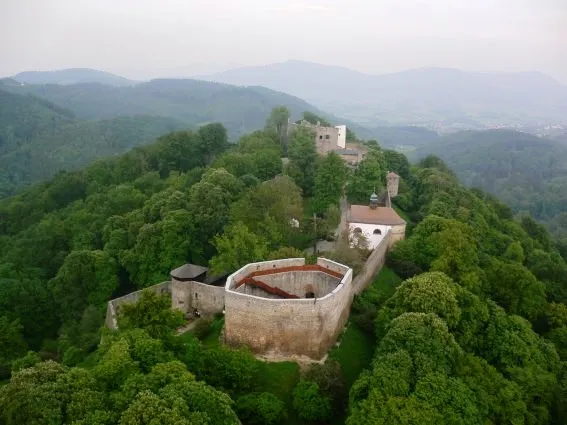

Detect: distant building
[387,171,400,198]
[289,120,347,156]
[332,148,363,167]
[335,125,346,149]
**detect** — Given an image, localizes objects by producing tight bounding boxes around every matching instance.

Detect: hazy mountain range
[201,60,567,130]
[12,68,137,87]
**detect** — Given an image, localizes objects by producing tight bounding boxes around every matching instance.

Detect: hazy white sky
[1,0,566,82]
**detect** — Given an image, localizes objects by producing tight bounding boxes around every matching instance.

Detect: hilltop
[12,68,137,86]
[0,120,565,423]
[0,78,334,138]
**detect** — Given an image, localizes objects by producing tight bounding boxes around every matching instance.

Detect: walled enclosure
[224,258,353,360]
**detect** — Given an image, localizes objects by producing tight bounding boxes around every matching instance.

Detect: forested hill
[0,78,329,137]
[0,117,566,424]
[0,87,187,198]
[0,78,338,197]
[410,129,567,231]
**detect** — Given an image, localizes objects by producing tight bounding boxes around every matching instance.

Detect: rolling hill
[410,129,567,228]
[12,68,137,87]
[0,87,187,197]
[0,78,338,139]
[0,77,364,197]
[201,60,567,129]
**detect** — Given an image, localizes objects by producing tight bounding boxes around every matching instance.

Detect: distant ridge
[201,60,567,129]
[12,68,137,87]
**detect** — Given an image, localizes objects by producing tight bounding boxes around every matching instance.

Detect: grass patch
[254,361,300,404]
[253,361,302,425]
[329,323,374,388]
[372,266,403,301]
[178,316,224,347]
[202,317,224,347]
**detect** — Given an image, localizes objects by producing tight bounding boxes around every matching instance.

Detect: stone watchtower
[387,171,400,198]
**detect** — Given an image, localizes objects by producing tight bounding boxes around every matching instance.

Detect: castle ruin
[224,258,353,360]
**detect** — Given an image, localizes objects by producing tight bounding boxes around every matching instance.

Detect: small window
[373,229,382,235]
[319,135,323,139]
[353,227,362,234]
[194,293,198,299]
[325,135,330,140]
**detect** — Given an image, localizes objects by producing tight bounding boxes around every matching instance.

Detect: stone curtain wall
[105,281,171,329]
[352,230,391,295]
[224,258,353,359]
[188,281,225,315]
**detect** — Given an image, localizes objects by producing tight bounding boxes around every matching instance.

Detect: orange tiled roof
[347,205,406,226]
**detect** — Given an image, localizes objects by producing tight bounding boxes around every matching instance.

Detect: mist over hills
[202,60,567,130]
[12,68,137,87]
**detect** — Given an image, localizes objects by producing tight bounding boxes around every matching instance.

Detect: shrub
[236,392,287,425]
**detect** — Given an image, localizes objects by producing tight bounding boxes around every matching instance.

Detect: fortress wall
[227,258,306,290]
[235,285,283,299]
[390,224,406,247]
[172,279,225,316]
[105,281,171,329]
[191,281,225,315]
[224,259,353,359]
[254,271,339,298]
[352,230,391,295]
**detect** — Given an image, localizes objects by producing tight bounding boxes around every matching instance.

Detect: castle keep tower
[387,171,400,198]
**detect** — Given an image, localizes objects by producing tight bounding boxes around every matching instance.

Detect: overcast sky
[1,0,566,83]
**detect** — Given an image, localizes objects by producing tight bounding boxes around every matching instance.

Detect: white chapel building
[346,172,406,249]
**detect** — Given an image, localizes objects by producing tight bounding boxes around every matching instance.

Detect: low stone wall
[352,230,391,295]
[224,258,353,360]
[105,281,171,330]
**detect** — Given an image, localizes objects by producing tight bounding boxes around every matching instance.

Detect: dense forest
[0,78,348,197]
[0,78,327,138]
[0,111,566,424]
[0,87,187,197]
[411,129,567,244]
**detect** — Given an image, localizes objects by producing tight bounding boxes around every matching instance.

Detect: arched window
[353,227,362,234]
[373,229,382,235]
